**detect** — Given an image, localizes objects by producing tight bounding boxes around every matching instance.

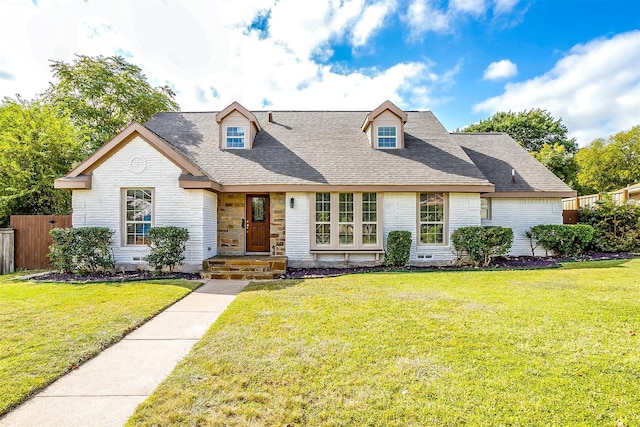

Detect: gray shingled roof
[452,132,574,193]
[142,110,573,194]
[144,111,491,187]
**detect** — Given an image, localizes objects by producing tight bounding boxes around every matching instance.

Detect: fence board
[10,215,72,270]
[562,210,579,224]
[0,229,14,274]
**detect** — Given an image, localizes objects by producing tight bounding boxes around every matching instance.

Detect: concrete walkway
[0,280,249,427]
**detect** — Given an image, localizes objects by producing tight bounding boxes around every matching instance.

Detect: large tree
[575,125,640,194]
[0,98,85,226]
[462,109,577,154]
[43,55,179,153]
[461,109,578,185]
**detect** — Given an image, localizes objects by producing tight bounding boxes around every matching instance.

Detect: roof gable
[55,122,206,189]
[215,101,262,132]
[361,100,408,132]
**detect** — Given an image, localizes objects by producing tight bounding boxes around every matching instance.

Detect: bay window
[312,192,380,249]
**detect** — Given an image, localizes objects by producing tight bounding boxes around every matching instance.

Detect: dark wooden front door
[246,195,270,253]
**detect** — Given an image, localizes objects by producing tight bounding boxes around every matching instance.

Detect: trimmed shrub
[144,226,190,273]
[385,231,412,267]
[579,199,640,253]
[49,227,115,274]
[526,224,594,257]
[451,226,513,267]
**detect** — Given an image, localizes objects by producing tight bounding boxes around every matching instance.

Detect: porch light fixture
[290,197,295,208]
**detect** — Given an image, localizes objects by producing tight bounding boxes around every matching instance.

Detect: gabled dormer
[361,100,408,149]
[215,101,262,149]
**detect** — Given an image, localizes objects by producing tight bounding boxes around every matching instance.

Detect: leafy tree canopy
[0,97,85,226]
[575,125,640,194]
[533,143,579,189]
[43,55,179,153]
[461,109,578,154]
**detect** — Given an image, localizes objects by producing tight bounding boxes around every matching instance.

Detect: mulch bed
[26,253,637,282]
[29,271,202,283]
[281,252,638,279]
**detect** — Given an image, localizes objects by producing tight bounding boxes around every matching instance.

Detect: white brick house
[55,101,575,272]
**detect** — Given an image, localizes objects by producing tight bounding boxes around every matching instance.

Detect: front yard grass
[0,274,200,415]
[129,259,639,426]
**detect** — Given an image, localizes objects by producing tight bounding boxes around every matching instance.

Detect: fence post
[0,228,15,275]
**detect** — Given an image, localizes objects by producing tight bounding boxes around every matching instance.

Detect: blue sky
[1,0,638,146]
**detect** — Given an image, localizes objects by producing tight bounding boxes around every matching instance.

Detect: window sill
[310,248,385,261]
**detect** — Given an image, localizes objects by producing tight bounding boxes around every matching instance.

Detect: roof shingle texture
[144,111,491,187]
[452,132,573,193]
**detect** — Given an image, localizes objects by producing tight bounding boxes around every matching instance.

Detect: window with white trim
[124,189,153,245]
[362,192,378,245]
[419,193,445,244]
[315,193,331,245]
[480,197,491,220]
[225,126,246,148]
[377,126,397,148]
[312,192,381,249]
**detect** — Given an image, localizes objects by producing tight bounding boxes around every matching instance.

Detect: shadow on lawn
[559,259,634,270]
[243,279,305,292]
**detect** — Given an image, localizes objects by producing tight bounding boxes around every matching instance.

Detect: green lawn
[0,274,201,415]
[129,260,639,426]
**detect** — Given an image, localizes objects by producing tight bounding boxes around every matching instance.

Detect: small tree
[144,227,190,273]
[385,231,412,267]
[451,226,513,267]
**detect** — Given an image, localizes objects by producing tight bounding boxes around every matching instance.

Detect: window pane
[377,126,397,148]
[362,224,377,245]
[339,224,354,245]
[316,224,331,245]
[339,193,354,223]
[252,197,266,222]
[226,126,245,148]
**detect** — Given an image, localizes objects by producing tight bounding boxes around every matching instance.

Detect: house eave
[54,175,92,190]
[481,190,577,199]
[179,183,495,193]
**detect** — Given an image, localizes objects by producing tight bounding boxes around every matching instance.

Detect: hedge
[526,224,594,257]
[451,226,513,267]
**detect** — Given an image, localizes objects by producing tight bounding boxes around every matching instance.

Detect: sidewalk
[0,279,249,427]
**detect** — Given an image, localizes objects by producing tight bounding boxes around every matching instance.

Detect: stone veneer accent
[217,192,286,256]
[217,193,245,255]
[270,193,286,256]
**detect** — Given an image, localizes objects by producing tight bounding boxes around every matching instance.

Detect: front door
[246,195,270,253]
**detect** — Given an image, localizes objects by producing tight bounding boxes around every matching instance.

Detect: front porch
[200,255,287,280]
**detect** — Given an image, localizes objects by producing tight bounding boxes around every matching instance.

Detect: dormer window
[215,101,261,149]
[377,126,397,148]
[362,100,408,149]
[226,126,246,149]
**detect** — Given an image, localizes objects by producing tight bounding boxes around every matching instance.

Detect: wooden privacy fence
[10,215,72,270]
[0,228,14,274]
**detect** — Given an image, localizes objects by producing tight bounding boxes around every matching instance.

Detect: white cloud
[405,0,451,38]
[483,59,517,80]
[474,31,640,146]
[352,0,396,46]
[451,0,486,16]
[494,0,518,14]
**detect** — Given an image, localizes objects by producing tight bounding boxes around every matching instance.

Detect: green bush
[451,226,513,267]
[526,224,594,257]
[49,227,115,274]
[579,199,640,253]
[385,231,412,267]
[144,227,190,273]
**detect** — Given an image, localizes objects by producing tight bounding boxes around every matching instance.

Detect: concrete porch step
[200,255,287,280]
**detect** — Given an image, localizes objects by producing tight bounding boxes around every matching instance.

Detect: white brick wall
[483,198,563,256]
[72,136,213,272]
[284,192,313,264]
